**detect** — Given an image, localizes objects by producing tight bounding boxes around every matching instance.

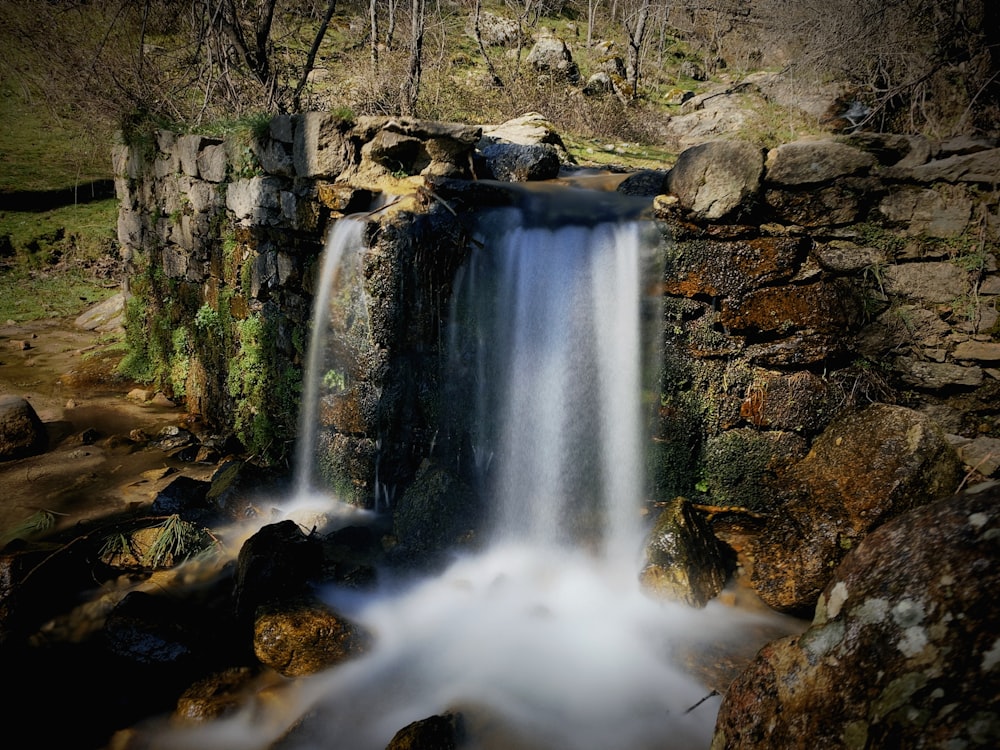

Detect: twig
[684,689,719,714]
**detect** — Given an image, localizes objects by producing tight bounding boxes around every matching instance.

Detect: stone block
[881,261,969,303]
[197,143,228,182]
[176,135,206,177]
[293,112,354,178]
[765,139,875,185]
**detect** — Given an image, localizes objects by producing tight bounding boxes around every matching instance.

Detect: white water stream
[145,196,800,750]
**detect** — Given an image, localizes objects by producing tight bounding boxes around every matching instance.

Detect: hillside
[0,0,996,323]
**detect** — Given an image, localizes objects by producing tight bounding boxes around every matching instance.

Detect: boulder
[234,520,324,621]
[0,395,47,460]
[702,429,808,511]
[252,595,370,677]
[479,112,574,164]
[175,666,259,722]
[765,139,875,185]
[478,142,561,182]
[525,33,580,84]
[714,482,1000,749]
[386,712,465,750]
[748,404,963,614]
[665,140,764,221]
[639,497,730,607]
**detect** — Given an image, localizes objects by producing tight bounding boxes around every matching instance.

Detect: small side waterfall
[293,217,367,497]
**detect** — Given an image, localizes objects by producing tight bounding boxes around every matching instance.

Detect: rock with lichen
[713,480,1000,749]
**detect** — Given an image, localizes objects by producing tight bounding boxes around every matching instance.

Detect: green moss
[227,311,301,464]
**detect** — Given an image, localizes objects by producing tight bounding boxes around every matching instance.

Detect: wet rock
[151,475,211,521]
[615,169,668,196]
[387,712,465,750]
[234,520,324,621]
[156,425,196,451]
[0,395,47,460]
[639,498,730,607]
[765,139,875,185]
[252,595,370,677]
[104,591,207,667]
[714,482,1000,749]
[665,140,764,221]
[478,142,561,182]
[175,666,260,722]
[749,404,963,614]
[392,461,480,564]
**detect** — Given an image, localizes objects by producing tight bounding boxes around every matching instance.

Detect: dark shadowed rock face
[749,404,963,615]
[714,481,1000,750]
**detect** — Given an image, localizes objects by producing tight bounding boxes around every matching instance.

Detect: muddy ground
[0,312,215,542]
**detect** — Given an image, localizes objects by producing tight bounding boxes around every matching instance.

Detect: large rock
[0,395,47,460]
[665,140,764,221]
[749,404,963,614]
[478,142,561,182]
[639,497,730,607]
[525,33,580,84]
[479,112,574,164]
[252,595,370,677]
[765,139,875,185]
[714,481,1000,749]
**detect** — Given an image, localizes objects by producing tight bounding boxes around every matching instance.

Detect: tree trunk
[400,0,425,115]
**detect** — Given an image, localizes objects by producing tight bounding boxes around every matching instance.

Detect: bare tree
[292,0,339,111]
[400,0,426,115]
[622,0,650,98]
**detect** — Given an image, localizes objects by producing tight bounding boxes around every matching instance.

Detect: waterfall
[449,204,650,562]
[149,190,801,750]
[293,217,367,497]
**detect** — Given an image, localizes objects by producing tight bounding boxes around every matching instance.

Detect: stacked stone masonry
[115,117,1000,532]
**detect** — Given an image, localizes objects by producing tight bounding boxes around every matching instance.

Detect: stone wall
[113,114,482,487]
[115,114,999,571]
[647,133,999,613]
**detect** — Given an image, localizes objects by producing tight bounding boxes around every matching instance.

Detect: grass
[0,197,119,322]
[0,85,113,194]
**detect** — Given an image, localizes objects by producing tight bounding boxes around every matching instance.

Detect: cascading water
[294,217,367,497]
[448,204,649,562]
[148,190,801,750]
